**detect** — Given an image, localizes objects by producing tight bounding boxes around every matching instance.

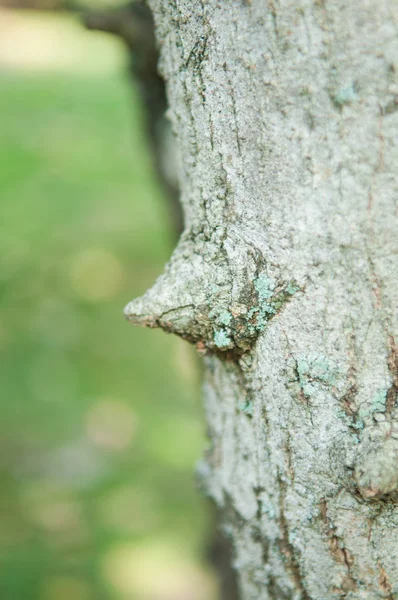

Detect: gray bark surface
[125,1,398,598]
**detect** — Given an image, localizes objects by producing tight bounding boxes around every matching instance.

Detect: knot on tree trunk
[354,422,398,500]
[124,232,301,357]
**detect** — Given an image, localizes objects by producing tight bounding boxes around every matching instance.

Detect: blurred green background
[0,8,215,599]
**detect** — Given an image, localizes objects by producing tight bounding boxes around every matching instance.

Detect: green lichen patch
[296,354,339,397]
[208,277,300,355]
[260,500,276,519]
[332,83,357,107]
[286,282,300,295]
[254,274,274,301]
[239,400,254,416]
[372,389,388,413]
[214,329,232,349]
[358,388,388,420]
[217,310,232,326]
[245,278,299,337]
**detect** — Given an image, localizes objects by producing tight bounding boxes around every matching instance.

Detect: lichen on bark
[124,232,300,355]
[126,0,398,598]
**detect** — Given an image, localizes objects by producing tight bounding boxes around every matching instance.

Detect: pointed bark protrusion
[124,237,301,355]
[123,272,197,336]
[124,238,220,349]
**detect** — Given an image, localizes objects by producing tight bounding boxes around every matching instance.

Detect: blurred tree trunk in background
[0,0,63,8]
[84,2,183,237]
[125,1,398,598]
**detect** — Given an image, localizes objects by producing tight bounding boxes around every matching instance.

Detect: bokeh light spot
[102,540,217,600]
[97,485,160,535]
[21,482,83,535]
[40,576,93,600]
[86,398,137,451]
[69,248,123,303]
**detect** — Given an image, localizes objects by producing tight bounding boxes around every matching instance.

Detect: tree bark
[125,1,398,598]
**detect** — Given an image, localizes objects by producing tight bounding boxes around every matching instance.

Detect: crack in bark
[319,498,357,595]
[378,566,395,600]
[284,429,295,481]
[277,473,312,600]
[222,61,242,158]
[385,335,398,415]
[339,329,359,421]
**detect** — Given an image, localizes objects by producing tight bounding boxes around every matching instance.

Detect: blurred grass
[0,9,214,600]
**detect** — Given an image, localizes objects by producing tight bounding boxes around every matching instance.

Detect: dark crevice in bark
[340,330,359,419]
[319,498,357,596]
[381,96,398,115]
[386,335,398,415]
[222,61,242,158]
[284,429,295,482]
[251,520,270,566]
[184,31,210,71]
[267,574,296,600]
[291,358,311,406]
[377,566,395,600]
[277,473,312,600]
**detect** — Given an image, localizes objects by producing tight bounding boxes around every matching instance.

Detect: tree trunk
[125,1,398,598]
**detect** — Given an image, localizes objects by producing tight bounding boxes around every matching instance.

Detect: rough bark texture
[125,1,398,598]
